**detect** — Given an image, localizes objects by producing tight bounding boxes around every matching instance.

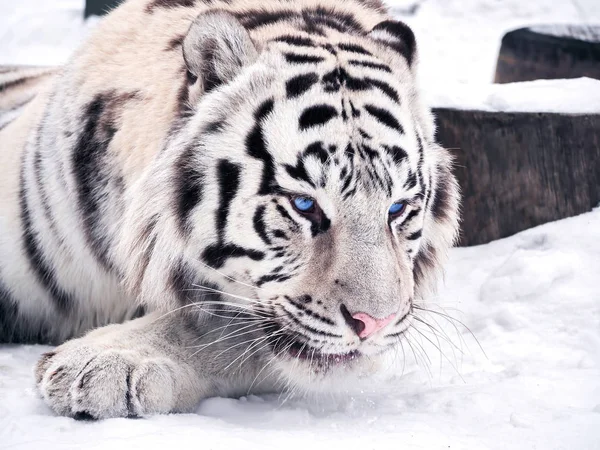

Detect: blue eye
[293,196,315,213]
[388,202,405,216]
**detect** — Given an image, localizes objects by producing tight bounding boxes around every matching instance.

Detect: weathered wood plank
[495,25,600,83]
[85,0,124,18]
[434,108,600,246]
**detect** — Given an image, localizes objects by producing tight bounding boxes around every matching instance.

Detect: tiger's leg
[35,312,246,419]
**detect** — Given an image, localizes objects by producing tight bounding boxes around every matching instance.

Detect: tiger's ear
[368,20,417,67]
[183,11,258,100]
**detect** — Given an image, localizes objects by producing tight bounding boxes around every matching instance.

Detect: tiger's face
[123,11,459,385]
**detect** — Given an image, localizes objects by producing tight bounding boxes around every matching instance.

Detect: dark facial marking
[286,73,319,99]
[413,244,436,287]
[202,243,265,269]
[215,159,241,241]
[364,104,404,134]
[407,229,423,240]
[175,144,205,235]
[257,273,293,287]
[382,144,408,164]
[275,204,301,232]
[347,59,392,72]
[431,170,454,222]
[299,104,338,130]
[284,53,326,65]
[246,99,276,195]
[253,205,272,245]
[338,43,372,56]
[273,35,317,48]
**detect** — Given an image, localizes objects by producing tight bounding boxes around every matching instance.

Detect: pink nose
[351,312,396,339]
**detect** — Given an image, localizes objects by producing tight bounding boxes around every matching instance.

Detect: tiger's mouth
[269,330,361,367]
[287,340,360,365]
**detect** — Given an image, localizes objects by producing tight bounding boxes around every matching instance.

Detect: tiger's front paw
[36,345,180,419]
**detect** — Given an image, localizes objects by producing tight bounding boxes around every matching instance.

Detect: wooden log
[495,25,600,83]
[85,0,123,18]
[433,108,600,247]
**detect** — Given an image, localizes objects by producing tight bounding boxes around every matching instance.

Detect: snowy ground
[1,1,600,449]
[3,210,599,449]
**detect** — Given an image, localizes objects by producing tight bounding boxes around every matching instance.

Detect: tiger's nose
[340,305,396,339]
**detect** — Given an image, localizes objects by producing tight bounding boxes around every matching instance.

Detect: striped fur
[1,0,460,417]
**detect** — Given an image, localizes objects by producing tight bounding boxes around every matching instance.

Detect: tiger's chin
[267,335,392,392]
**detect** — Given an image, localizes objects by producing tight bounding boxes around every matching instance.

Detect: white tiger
[0,0,460,419]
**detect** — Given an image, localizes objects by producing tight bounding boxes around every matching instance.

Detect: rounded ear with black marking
[183,11,258,102]
[369,20,417,67]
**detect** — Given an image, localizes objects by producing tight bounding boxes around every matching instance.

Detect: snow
[2,208,600,449]
[430,77,600,113]
[1,0,600,449]
[528,24,600,43]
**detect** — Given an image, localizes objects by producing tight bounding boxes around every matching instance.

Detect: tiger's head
[122,10,460,387]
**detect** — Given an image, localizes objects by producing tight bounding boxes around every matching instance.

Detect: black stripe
[299,104,338,130]
[0,278,54,344]
[273,35,317,48]
[364,78,400,103]
[284,53,325,65]
[0,281,19,343]
[285,309,342,338]
[413,244,436,287]
[301,7,364,34]
[0,75,38,93]
[20,153,74,314]
[347,59,392,72]
[304,141,329,164]
[383,144,408,164]
[284,158,314,187]
[286,73,319,99]
[322,68,399,102]
[338,43,372,56]
[364,104,404,134]
[407,229,422,240]
[166,34,185,51]
[404,171,418,190]
[275,204,301,231]
[169,259,221,305]
[272,229,288,240]
[402,208,421,225]
[202,243,265,269]
[246,99,276,195]
[72,93,125,273]
[238,7,363,33]
[431,171,454,222]
[253,205,272,245]
[289,299,335,325]
[175,144,204,234]
[33,131,63,247]
[257,273,293,287]
[215,160,241,241]
[239,10,295,29]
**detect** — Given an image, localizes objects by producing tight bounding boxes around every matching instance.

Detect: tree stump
[495,25,600,83]
[85,0,123,18]
[433,108,600,247]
